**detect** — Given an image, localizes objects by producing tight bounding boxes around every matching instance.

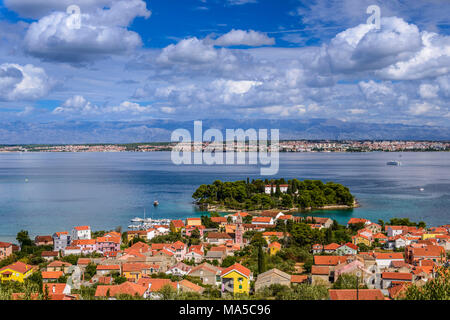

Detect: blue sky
[1,0,450,129]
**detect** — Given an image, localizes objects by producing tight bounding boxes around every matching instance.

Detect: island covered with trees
[192,178,356,212]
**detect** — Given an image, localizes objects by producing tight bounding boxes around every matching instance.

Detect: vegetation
[192,178,354,211]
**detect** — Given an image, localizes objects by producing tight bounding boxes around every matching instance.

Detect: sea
[0,151,449,243]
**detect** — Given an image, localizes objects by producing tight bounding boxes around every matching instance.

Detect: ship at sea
[386,160,402,166]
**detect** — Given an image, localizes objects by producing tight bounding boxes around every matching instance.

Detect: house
[42,271,63,283]
[323,243,340,254]
[178,279,205,294]
[252,216,274,225]
[72,239,96,254]
[211,217,228,226]
[43,283,72,299]
[373,252,404,269]
[170,220,185,233]
[95,281,149,298]
[96,265,120,276]
[334,259,365,280]
[336,243,358,256]
[96,236,121,254]
[184,247,204,263]
[262,231,285,243]
[147,250,177,272]
[137,278,177,299]
[305,217,333,229]
[206,232,233,245]
[221,263,252,295]
[127,230,148,242]
[365,223,382,234]
[405,245,445,265]
[373,233,388,245]
[166,262,192,276]
[77,258,91,269]
[347,218,370,227]
[168,241,187,261]
[268,242,281,255]
[186,218,202,227]
[381,272,413,289]
[188,263,222,286]
[254,268,291,292]
[63,246,81,256]
[41,251,59,261]
[386,225,408,237]
[0,242,13,260]
[34,235,53,246]
[46,260,72,274]
[312,244,324,254]
[122,263,161,282]
[53,232,71,252]
[71,226,91,241]
[205,249,227,264]
[0,261,34,282]
[329,289,385,300]
[264,184,288,194]
[311,266,330,285]
[352,234,372,247]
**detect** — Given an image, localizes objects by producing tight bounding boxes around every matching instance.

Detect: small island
[192,178,356,213]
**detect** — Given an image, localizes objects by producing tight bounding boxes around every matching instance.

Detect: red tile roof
[42,271,63,279]
[74,226,90,231]
[381,272,413,281]
[329,289,385,300]
[311,266,330,275]
[221,263,251,277]
[95,281,147,297]
[314,256,347,266]
[0,261,34,274]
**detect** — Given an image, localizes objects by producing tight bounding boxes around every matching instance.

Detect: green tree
[17,230,33,248]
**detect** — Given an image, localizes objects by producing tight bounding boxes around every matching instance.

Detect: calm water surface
[0,152,449,242]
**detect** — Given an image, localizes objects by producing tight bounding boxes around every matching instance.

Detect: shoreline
[199,199,360,216]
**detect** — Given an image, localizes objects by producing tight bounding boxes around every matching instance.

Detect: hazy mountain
[0,119,449,144]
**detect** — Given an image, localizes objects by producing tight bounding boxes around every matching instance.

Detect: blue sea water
[0,151,449,243]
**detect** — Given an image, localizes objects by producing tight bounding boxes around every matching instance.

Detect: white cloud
[419,84,439,99]
[408,102,439,115]
[0,63,51,101]
[213,29,275,47]
[53,96,153,116]
[24,0,150,63]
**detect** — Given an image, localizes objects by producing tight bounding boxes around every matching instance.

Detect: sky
[0,0,450,128]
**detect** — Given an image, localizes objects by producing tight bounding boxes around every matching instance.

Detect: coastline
[199,199,359,216]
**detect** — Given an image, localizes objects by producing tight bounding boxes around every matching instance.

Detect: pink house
[72,239,96,254]
[95,236,121,254]
[0,242,13,260]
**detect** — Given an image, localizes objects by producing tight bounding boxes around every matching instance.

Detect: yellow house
[170,220,185,233]
[0,261,34,283]
[268,241,281,255]
[221,263,251,295]
[422,233,438,240]
[352,234,372,247]
[186,218,202,227]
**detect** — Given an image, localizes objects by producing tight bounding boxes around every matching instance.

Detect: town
[0,140,449,153]
[0,212,449,300]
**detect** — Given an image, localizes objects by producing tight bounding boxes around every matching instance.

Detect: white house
[264,184,288,194]
[146,228,157,241]
[336,243,358,255]
[374,252,404,269]
[166,262,192,276]
[71,226,91,241]
[386,226,406,238]
[155,226,170,235]
[394,236,410,249]
[63,246,81,256]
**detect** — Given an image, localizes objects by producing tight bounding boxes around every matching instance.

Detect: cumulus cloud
[24,0,150,63]
[53,95,153,116]
[0,63,51,101]
[213,29,275,47]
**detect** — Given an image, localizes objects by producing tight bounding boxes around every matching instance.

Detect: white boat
[386,161,401,166]
[131,217,144,222]
[153,200,159,206]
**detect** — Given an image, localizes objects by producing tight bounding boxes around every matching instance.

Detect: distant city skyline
[1,0,450,142]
